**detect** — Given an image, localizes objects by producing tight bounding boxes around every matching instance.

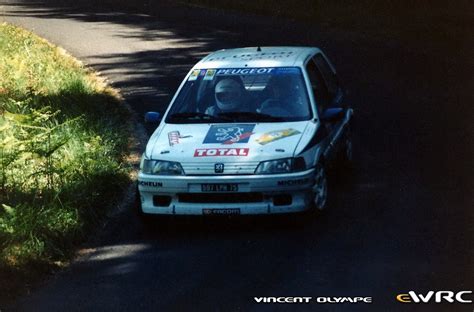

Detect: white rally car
[137,47,353,216]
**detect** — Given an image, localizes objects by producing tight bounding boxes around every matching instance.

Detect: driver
[206,78,249,115]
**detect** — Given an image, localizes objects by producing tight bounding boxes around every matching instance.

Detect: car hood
[144,121,312,175]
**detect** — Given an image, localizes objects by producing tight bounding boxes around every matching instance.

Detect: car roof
[194,46,320,69]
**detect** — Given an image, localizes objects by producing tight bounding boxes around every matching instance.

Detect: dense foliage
[0,23,131,267]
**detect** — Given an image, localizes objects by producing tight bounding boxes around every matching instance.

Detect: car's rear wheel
[339,126,353,168]
[311,164,328,212]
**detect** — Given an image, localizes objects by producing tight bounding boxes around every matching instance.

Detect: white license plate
[201,183,238,192]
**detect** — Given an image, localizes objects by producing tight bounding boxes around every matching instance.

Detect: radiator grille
[178,193,264,203]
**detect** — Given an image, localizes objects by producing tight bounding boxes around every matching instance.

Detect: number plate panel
[201,183,239,192]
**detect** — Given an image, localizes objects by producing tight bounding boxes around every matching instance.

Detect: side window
[306,60,330,113]
[314,53,339,98]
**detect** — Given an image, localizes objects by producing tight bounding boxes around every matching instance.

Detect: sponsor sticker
[203,69,216,80]
[168,131,192,146]
[277,178,310,186]
[214,67,300,76]
[256,128,301,145]
[216,68,275,76]
[203,124,255,144]
[138,181,163,187]
[188,69,200,81]
[203,208,240,215]
[194,148,249,157]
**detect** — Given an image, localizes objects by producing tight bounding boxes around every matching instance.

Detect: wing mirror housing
[144,112,161,124]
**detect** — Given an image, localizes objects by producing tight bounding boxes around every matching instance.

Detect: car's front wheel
[134,186,155,227]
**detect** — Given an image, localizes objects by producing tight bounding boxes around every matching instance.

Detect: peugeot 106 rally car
[137,46,353,216]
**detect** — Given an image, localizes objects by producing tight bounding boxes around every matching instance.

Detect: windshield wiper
[218,111,285,122]
[167,112,231,123]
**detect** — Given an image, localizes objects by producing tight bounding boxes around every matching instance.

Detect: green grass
[0,22,132,285]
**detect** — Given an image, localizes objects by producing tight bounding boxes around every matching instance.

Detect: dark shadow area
[1,0,472,310]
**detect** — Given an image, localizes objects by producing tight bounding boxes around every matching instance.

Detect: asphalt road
[1,1,473,311]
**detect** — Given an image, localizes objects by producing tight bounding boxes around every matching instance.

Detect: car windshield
[165,67,312,123]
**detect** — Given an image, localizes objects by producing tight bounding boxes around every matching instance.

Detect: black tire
[339,125,353,169]
[134,185,155,228]
[310,164,328,214]
[134,185,143,215]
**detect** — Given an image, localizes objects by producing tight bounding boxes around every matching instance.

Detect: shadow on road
[2,0,319,116]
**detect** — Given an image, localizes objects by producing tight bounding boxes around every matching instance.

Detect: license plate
[201,183,238,192]
[203,208,241,215]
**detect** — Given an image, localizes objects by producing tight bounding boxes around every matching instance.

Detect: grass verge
[0,22,133,302]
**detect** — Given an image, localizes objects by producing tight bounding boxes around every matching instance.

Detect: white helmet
[215,79,242,111]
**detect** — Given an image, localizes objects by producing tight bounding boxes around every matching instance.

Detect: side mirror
[144,112,161,124]
[320,108,344,122]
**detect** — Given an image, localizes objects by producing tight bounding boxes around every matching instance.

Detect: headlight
[140,158,184,175]
[255,157,306,174]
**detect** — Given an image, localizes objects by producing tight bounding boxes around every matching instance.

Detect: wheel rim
[313,167,327,210]
[345,138,353,161]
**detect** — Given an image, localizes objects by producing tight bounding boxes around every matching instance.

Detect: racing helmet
[214,78,242,111]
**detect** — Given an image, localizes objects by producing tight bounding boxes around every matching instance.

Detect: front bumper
[138,168,316,215]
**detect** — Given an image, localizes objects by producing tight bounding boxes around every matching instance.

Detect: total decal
[256,128,301,145]
[396,291,473,304]
[168,131,192,146]
[203,124,255,145]
[194,148,249,157]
